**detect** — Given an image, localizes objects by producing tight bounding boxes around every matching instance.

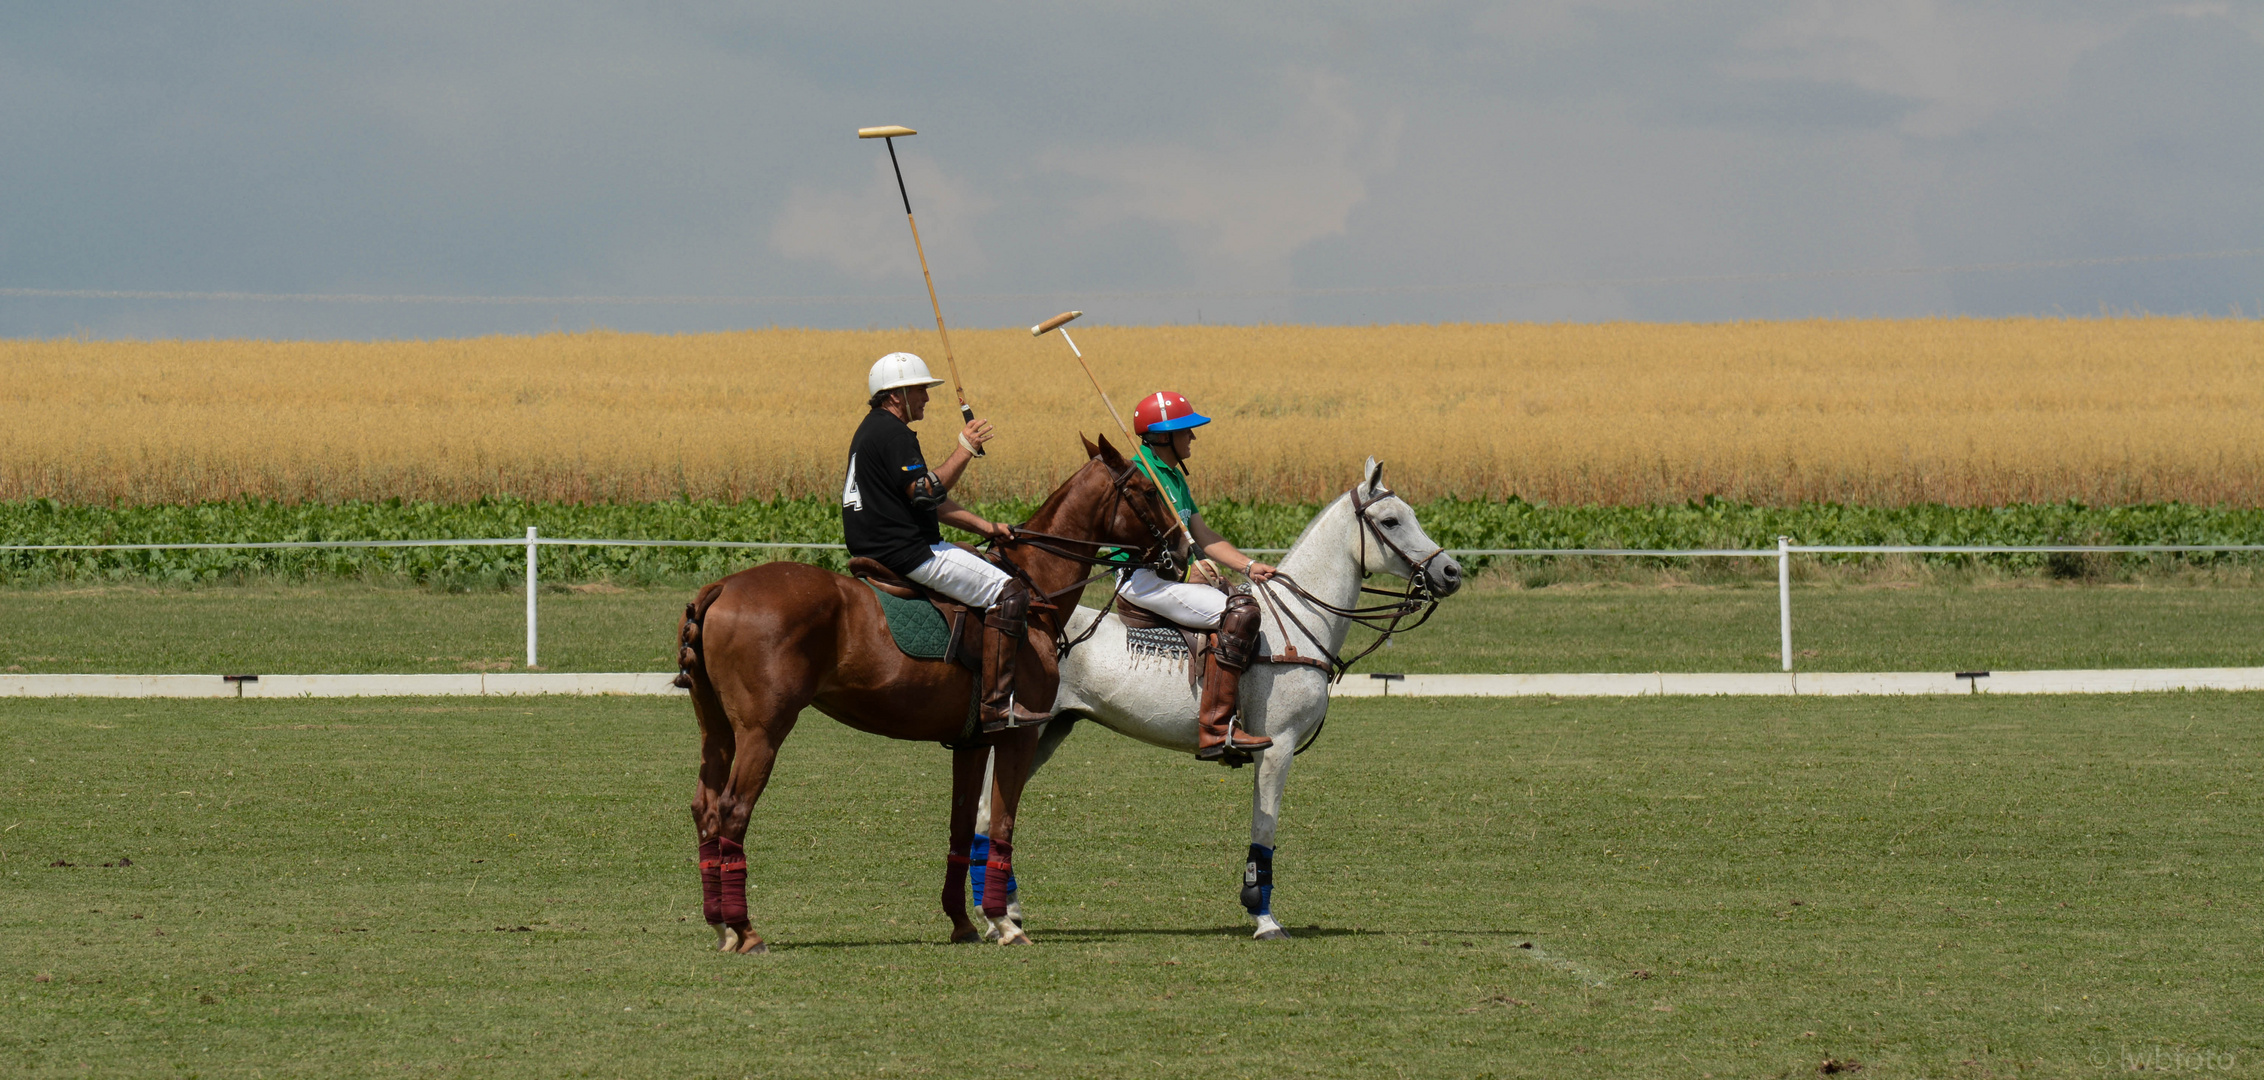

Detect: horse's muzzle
[1418,551,1464,597]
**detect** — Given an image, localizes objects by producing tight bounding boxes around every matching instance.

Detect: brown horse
[676,436,1182,952]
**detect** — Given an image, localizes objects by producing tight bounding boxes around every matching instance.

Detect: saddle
[849,556,983,673]
[1114,594,1215,690]
[1115,583,1331,680]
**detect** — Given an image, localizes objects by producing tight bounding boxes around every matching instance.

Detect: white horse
[975,458,1463,940]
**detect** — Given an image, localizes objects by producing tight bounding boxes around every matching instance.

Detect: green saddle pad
[865,580,954,660]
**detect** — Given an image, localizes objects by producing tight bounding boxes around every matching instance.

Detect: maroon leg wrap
[944,852,973,915]
[698,836,724,925]
[981,839,1014,919]
[717,837,749,928]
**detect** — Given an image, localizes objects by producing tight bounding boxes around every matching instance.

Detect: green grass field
[5,576,2262,675]
[4,693,2258,1077]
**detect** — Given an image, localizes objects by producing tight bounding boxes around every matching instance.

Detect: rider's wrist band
[958,433,977,455]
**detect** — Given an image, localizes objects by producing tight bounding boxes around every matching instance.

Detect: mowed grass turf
[5,576,2264,674]
[3,694,2259,1077]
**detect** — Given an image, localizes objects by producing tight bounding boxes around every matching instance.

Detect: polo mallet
[1031,310,1217,579]
[859,124,979,455]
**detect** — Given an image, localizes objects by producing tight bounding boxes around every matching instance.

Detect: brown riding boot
[1195,593,1272,763]
[979,580,1047,734]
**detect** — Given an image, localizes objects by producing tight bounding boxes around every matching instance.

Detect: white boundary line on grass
[5,669,2264,698]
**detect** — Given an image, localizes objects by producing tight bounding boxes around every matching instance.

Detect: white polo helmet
[868,352,945,397]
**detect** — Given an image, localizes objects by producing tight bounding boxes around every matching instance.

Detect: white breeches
[906,543,1012,609]
[1117,568,1226,629]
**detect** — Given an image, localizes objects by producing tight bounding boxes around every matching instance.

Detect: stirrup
[980,705,1051,734]
[1196,719,1270,764]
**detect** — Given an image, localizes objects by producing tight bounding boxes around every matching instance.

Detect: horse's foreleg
[976,717,1075,934]
[981,729,1043,945]
[943,745,986,943]
[1247,743,1297,941]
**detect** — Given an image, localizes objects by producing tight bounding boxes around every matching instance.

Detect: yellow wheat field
[3,318,2260,505]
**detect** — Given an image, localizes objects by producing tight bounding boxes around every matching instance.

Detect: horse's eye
[1382,517,1401,529]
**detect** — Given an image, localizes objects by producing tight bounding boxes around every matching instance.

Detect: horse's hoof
[949,927,982,944]
[995,924,1032,946]
[1253,927,1292,941]
[719,925,766,954]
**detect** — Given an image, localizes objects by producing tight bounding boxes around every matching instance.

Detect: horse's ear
[1363,457,1384,495]
[1081,434,1099,458]
[1095,433,1123,465]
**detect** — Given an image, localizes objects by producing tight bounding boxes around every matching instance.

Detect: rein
[982,457,1180,657]
[998,458,1185,590]
[1251,482,1444,682]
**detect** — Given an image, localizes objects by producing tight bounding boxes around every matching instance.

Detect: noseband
[1347,481,1446,601]
[1251,484,1445,683]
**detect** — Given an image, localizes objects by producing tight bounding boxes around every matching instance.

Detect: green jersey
[1104,444,1195,568]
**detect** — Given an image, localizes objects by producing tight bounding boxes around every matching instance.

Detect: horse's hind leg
[941,745,986,944]
[689,681,737,950]
[693,684,798,955]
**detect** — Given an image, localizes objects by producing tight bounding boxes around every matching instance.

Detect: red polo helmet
[1132,391,1211,436]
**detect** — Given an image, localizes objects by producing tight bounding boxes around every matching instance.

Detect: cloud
[1729,1,2130,138]
[770,154,993,282]
[770,154,992,281]
[1037,71,1400,273]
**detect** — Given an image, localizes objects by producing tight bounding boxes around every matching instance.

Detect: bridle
[986,456,1186,608]
[1251,481,1445,682]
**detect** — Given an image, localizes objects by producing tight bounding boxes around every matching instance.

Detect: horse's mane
[1020,454,1106,530]
[1285,490,1354,554]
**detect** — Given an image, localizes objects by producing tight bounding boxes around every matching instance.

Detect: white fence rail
[6,533,2263,670]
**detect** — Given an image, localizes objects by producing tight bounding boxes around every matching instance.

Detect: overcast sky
[2,2,2259,339]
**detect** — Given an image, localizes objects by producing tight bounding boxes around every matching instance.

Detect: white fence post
[1778,535,1793,671]
[525,526,539,668]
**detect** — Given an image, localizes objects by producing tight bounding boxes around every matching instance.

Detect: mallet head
[858,125,916,139]
[1031,310,1082,336]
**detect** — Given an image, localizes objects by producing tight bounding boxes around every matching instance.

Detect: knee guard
[984,578,1032,633]
[1240,843,1274,916]
[1214,593,1261,671]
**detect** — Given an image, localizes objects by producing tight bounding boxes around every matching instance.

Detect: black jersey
[842,409,944,576]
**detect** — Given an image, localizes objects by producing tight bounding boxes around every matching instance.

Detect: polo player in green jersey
[1117,390,1277,763]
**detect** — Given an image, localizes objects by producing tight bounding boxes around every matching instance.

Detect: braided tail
[672,581,727,689]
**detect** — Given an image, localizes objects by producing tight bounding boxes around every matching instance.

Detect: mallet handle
[882,134,981,455]
[1052,326,1209,575]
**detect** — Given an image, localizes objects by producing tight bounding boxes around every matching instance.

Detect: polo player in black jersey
[843,352,1046,733]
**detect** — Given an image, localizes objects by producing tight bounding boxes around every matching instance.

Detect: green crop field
[4,693,2258,1078]
[4,576,2263,676]
[9,498,2264,587]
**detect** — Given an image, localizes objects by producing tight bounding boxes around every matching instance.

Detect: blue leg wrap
[1240,843,1274,917]
[968,835,1018,907]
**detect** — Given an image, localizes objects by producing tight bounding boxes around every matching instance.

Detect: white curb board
[5,669,2264,699]
[1330,668,2264,697]
[0,672,687,698]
